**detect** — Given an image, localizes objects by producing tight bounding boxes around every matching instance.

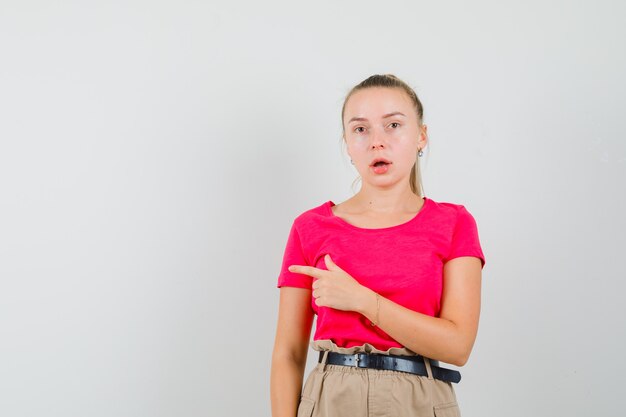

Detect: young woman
[270,74,485,417]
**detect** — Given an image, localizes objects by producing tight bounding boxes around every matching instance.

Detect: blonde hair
[341,74,426,197]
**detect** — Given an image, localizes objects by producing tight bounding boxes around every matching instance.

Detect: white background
[1,1,624,416]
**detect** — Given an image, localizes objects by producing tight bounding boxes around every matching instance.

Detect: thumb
[324,254,340,270]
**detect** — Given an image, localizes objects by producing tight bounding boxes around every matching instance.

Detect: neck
[353,186,422,213]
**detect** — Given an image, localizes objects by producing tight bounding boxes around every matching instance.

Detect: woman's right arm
[270,287,314,417]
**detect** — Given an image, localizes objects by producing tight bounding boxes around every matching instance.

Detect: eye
[389,122,400,128]
[354,126,366,133]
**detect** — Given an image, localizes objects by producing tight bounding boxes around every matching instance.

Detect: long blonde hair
[341,74,426,197]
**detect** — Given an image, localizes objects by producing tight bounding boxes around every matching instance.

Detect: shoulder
[425,198,483,233]
[290,200,332,228]
[426,197,473,220]
[285,201,333,252]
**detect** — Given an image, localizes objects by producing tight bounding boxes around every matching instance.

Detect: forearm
[357,289,470,366]
[270,353,306,417]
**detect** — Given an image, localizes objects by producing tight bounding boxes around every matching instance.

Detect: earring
[351,159,354,165]
[418,148,423,157]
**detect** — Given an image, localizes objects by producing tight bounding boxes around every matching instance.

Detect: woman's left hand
[288,254,370,312]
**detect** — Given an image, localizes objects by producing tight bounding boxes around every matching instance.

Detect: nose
[368,128,387,150]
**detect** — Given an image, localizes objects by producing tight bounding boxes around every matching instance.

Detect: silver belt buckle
[354,353,364,368]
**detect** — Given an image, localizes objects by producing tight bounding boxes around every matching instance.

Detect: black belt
[318,351,461,383]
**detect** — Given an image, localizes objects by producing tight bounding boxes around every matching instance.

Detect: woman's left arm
[359,256,482,366]
[289,254,482,366]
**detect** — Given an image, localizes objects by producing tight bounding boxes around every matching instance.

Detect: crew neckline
[325,197,430,232]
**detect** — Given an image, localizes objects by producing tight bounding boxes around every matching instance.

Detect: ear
[418,124,428,147]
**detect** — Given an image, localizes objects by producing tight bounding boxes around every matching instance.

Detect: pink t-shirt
[276,196,486,351]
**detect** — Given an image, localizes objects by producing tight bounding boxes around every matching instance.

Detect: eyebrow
[347,112,406,124]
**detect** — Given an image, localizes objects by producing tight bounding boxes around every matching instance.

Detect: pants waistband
[317,350,462,383]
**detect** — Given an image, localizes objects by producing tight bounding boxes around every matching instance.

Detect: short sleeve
[276,221,313,289]
[444,205,486,269]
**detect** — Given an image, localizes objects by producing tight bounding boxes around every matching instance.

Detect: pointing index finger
[288,265,324,279]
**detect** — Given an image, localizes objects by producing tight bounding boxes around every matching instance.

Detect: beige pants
[297,340,461,417]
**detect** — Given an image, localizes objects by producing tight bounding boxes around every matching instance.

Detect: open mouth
[370,159,392,174]
[371,157,392,167]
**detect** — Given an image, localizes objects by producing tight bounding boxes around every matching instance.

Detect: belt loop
[316,350,329,372]
[423,357,434,380]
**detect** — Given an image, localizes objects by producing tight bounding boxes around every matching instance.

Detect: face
[343,87,427,186]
